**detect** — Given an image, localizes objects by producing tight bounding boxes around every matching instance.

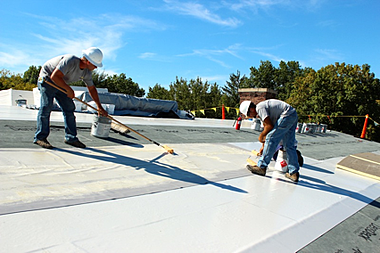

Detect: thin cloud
[163,0,241,27]
[32,15,146,60]
[243,44,286,63]
[139,52,158,59]
[0,13,164,71]
[229,0,287,11]
[178,44,244,68]
[179,44,243,58]
[316,19,339,28]
[314,48,343,61]
[201,74,229,83]
[301,48,343,70]
[138,52,172,62]
[227,0,324,12]
[0,41,42,71]
[181,43,286,67]
[178,49,230,67]
[0,50,30,68]
[251,50,286,63]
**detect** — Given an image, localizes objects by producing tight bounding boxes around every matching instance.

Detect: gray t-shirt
[39,54,94,86]
[256,99,295,124]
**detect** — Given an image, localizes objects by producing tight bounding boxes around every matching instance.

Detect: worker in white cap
[34,47,108,149]
[239,99,300,182]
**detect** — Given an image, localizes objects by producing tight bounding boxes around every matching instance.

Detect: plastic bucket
[91,115,111,138]
[320,124,327,133]
[309,123,317,133]
[295,123,302,133]
[251,118,261,131]
[301,123,313,133]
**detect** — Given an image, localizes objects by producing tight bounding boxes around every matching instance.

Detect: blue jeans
[257,112,300,174]
[34,81,78,142]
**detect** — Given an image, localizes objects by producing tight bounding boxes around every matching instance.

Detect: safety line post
[360,114,369,139]
[222,104,225,120]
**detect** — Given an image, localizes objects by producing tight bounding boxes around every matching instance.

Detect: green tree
[70,71,145,97]
[244,60,277,89]
[160,77,226,118]
[0,69,35,91]
[243,60,306,101]
[188,77,211,110]
[92,71,109,89]
[222,70,246,108]
[147,84,172,100]
[288,62,380,138]
[23,65,41,85]
[287,68,316,117]
[169,77,192,110]
[208,83,222,109]
[275,61,304,101]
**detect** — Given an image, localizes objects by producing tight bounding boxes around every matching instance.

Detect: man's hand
[98,106,108,117]
[258,133,266,143]
[87,85,108,117]
[66,87,75,99]
[258,143,265,156]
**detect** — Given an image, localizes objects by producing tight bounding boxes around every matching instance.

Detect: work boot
[246,165,267,176]
[64,140,86,148]
[285,172,300,183]
[34,138,54,149]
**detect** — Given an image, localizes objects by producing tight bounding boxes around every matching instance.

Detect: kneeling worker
[239,99,300,182]
[34,47,108,149]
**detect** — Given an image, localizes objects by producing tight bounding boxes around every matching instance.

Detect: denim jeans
[34,81,78,142]
[257,112,300,174]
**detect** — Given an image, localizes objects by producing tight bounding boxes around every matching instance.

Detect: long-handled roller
[44,80,174,154]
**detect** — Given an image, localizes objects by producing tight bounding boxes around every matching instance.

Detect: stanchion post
[222,104,225,120]
[360,114,369,139]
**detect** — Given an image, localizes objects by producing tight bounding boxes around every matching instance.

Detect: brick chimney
[238,88,277,105]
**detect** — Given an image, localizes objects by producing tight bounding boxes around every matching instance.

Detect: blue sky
[1,0,379,93]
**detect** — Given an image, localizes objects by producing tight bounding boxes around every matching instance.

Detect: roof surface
[1,105,379,252]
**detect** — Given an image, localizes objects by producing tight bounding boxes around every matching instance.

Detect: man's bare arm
[258,117,273,143]
[51,69,75,98]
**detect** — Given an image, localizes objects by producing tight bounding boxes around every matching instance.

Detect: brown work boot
[64,140,86,148]
[285,172,300,183]
[246,165,267,176]
[34,138,54,149]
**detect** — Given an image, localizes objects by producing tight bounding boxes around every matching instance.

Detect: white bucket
[91,115,111,138]
[320,124,327,133]
[301,123,313,133]
[295,123,303,133]
[274,150,288,172]
[87,102,115,115]
[309,123,317,133]
[251,118,261,131]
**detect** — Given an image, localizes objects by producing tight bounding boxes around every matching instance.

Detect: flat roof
[0,105,379,252]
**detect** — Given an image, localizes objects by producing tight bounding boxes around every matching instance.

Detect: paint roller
[247,150,260,166]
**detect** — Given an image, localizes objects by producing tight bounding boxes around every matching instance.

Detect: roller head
[251,150,260,156]
[247,158,257,166]
[162,145,174,154]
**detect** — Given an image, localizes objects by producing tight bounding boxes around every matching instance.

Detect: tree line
[1,60,379,141]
